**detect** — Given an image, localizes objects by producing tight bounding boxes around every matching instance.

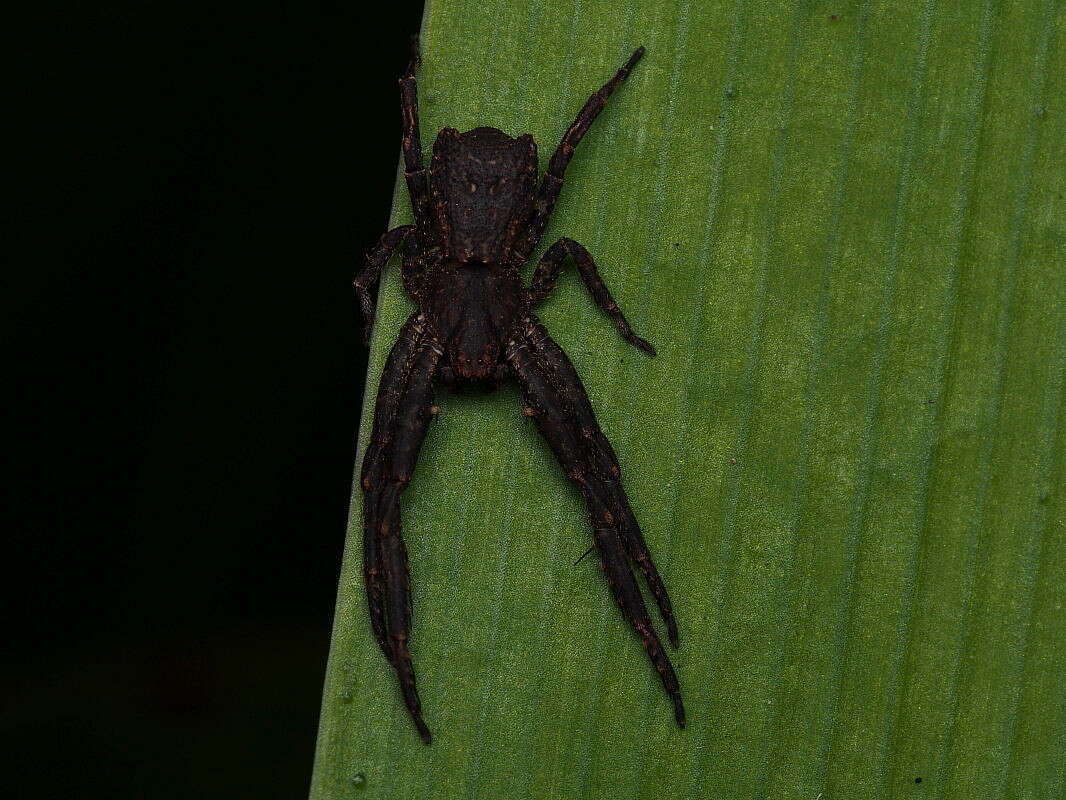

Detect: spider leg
[529,237,656,356]
[592,525,685,727]
[507,317,684,727]
[361,313,443,744]
[514,47,644,261]
[400,36,431,229]
[518,318,676,645]
[353,225,415,343]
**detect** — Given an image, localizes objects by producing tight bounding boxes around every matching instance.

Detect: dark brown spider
[355,40,682,744]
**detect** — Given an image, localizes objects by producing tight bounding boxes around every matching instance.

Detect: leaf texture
[311,1,1066,797]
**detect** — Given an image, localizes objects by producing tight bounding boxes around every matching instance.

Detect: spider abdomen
[422,264,525,382]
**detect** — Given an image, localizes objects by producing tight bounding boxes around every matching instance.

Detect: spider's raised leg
[514,47,644,261]
[529,237,656,356]
[507,317,684,727]
[400,37,431,229]
[361,313,442,744]
[353,224,415,343]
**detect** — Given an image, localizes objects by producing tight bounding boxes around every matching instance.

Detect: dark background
[7,2,424,796]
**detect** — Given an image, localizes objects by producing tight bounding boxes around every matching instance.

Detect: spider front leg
[507,317,684,727]
[514,47,644,261]
[399,36,431,229]
[353,224,415,344]
[529,237,656,356]
[361,313,442,744]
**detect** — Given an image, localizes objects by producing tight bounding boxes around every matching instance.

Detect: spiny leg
[353,225,415,343]
[545,47,645,183]
[507,318,683,726]
[522,316,677,646]
[361,313,442,744]
[591,523,685,727]
[514,47,645,261]
[529,237,656,356]
[605,497,678,647]
[399,36,431,229]
[361,313,426,658]
[399,223,430,299]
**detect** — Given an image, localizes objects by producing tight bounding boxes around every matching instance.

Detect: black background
[8,2,424,796]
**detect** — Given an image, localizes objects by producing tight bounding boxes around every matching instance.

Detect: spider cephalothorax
[354,41,682,744]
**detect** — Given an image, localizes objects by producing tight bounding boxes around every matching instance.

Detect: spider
[355,39,682,744]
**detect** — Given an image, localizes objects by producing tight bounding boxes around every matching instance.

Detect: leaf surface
[312,1,1066,797]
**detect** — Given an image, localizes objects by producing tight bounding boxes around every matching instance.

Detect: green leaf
[311,0,1066,797]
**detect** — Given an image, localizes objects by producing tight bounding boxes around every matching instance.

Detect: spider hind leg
[361,313,442,744]
[507,317,684,727]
